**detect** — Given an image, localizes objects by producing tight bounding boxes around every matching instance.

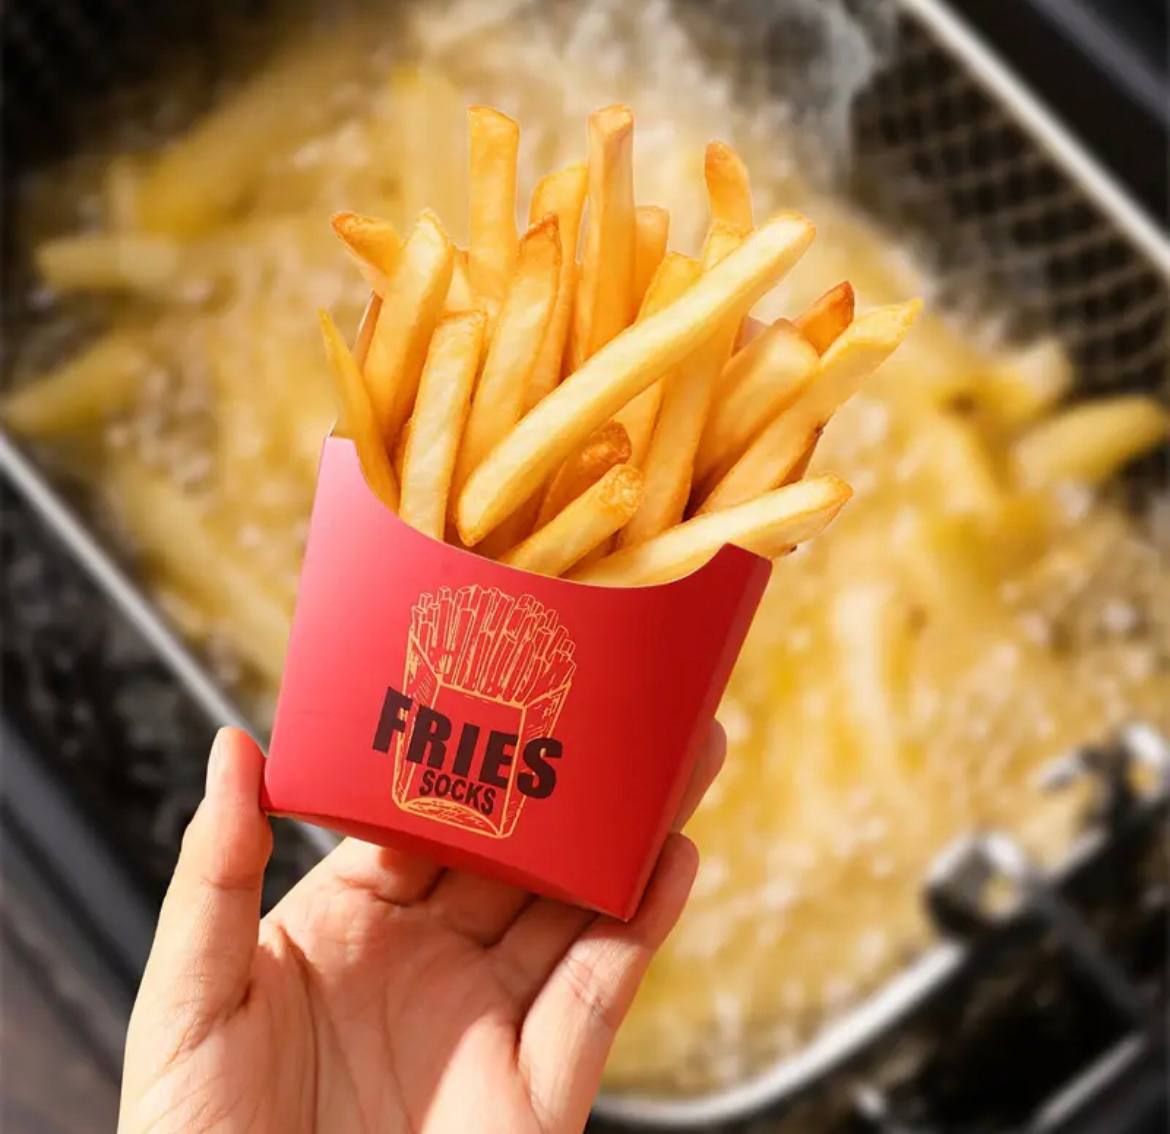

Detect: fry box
[263,436,771,918]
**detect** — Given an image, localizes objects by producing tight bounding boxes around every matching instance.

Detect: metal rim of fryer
[0,0,1167,1126]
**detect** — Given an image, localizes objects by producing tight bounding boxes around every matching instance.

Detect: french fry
[3,333,152,435]
[573,473,851,586]
[362,210,454,446]
[1014,395,1168,488]
[319,310,400,511]
[525,161,589,410]
[36,232,185,293]
[795,281,854,354]
[611,253,703,466]
[106,458,292,686]
[467,105,520,302]
[699,299,921,514]
[975,338,1073,430]
[400,311,486,539]
[503,464,644,577]
[694,319,821,484]
[445,248,476,313]
[571,104,637,367]
[617,224,746,548]
[704,141,753,230]
[633,205,670,310]
[353,294,382,370]
[535,421,632,528]
[452,216,561,501]
[456,211,816,545]
[392,422,411,485]
[330,211,402,297]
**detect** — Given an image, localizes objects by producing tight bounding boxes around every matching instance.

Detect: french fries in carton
[263,105,919,917]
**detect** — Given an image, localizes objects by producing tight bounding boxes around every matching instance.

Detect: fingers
[426,872,532,946]
[516,834,700,1131]
[138,728,272,1026]
[672,718,726,831]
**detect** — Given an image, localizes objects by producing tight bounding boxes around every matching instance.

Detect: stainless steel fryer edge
[0,431,338,858]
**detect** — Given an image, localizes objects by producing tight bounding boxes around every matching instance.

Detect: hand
[119,724,723,1133]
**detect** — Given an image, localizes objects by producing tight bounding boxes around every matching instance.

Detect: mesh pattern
[848,14,1168,404]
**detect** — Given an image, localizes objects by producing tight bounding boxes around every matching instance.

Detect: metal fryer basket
[2,0,1168,1126]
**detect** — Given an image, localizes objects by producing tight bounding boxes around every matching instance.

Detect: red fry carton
[263,436,771,918]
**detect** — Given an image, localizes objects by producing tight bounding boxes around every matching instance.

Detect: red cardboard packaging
[263,436,771,918]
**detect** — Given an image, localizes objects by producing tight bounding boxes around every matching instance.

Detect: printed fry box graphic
[264,437,772,919]
[391,586,574,837]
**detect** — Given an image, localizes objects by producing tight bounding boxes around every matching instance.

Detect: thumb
[138,728,272,1026]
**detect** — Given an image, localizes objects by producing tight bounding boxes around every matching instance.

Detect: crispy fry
[330,211,402,297]
[704,141,753,230]
[525,161,589,409]
[452,216,561,501]
[107,458,292,686]
[400,311,486,539]
[353,294,382,370]
[392,421,410,485]
[573,473,851,586]
[694,319,820,484]
[362,210,454,446]
[456,211,816,545]
[445,248,476,312]
[617,225,746,547]
[976,338,1073,430]
[2,333,152,436]
[503,464,643,577]
[467,105,520,301]
[633,205,670,310]
[36,232,185,293]
[698,299,921,513]
[319,310,400,510]
[795,281,854,354]
[612,253,703,466]
[1014,395,1168,488]
[536,421,632,528]
[571,104,636,368]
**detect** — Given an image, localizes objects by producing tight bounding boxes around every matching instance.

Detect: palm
[119,727,720,1133]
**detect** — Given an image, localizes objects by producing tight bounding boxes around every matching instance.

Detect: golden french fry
[1014,395,1168,487]
[107,458,292,686]
[612,253,703,466]
[362,210,454,446]
[699,299,921,513]
[353,294,382,370]
[330,211,402,297]
[319,309,400,510]
[618,226,746,548]
[536,421,632,528]
[704,140,753,229]
[571,104,636,368]
[452,216,561,501]
[975,338,1073,429]
[694,320,820,484]
[574,473,851,586]
[503,464,643,577]
[525,161,589,409]
[795,281,854,354]
[36,232,185,293]
[456,211,815,545]
[467,105,520,301]
[392,421,410,485]
[400,311,486,539]
[445,248,476,313]
[3,333,152,436]
[633,205,670,310]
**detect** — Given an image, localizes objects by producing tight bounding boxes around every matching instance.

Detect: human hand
[118,724,723,1133]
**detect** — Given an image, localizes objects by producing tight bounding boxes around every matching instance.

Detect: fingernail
[205,729,229,797]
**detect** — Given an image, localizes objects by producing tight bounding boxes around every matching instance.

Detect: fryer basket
[2,0,1167,1127]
